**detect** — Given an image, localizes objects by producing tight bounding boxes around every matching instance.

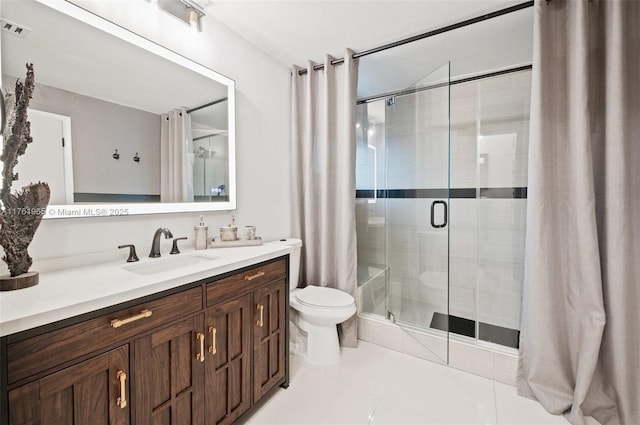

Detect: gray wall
[3,75,161,196]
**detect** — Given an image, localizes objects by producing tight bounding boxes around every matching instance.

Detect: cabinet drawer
[7,287,202,385]
[207,259,286,306]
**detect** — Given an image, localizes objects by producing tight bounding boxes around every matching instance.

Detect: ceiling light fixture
[189,9,199,30]
[145,0,205,32]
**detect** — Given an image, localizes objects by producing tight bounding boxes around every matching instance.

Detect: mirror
[0,0,236,219]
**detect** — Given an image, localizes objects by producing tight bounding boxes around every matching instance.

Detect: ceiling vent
[0,19,32,39]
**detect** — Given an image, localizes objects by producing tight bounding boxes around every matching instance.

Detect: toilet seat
[295,286,354,308]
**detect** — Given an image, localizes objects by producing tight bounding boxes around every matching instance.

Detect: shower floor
[430,312,520,349]
[359,276,520,350]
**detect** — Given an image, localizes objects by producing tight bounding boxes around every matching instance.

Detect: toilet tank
[270,238,302,290]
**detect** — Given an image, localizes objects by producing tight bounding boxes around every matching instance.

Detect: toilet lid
[295,286,354,308]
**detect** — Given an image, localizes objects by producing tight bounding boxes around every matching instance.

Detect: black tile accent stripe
[479,322,521,349]
[194,195,230,202]
[387,188,450,198]
[356,190,377,198]
[74,193,161,203]
[430,312,475,337]
[429,312,520,349]
[74,193,230,203]
[450,188,478,198]
[356,187,527,199]
[479,187,527,199]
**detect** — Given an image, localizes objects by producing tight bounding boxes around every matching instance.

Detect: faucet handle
[118,244,140,262]
[170,237,188,255]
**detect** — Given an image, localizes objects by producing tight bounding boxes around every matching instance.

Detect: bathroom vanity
[0,0,290,421]
[0,244,291,425]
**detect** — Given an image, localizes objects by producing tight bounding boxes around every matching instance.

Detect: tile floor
[240,341,573,425]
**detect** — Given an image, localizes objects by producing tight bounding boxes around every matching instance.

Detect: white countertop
[0,242,292,337]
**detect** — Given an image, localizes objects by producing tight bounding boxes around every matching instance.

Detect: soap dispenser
[220,215,238,241]
[194,215,208,250]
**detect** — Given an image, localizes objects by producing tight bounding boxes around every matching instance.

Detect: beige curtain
[291,49,359,347]
[160,108,194,202]
[518,1,640,424]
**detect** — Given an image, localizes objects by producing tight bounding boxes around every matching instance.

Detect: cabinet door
[253,279,287,402]
[8,345,129,425]
[205,294,252,425]
[134,315,205,425]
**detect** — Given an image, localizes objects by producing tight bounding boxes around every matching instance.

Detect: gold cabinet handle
[196,332,205,362]
[110,309,152,328]
[244,271,265,281]
[116,370,127,409]
[256,304,264,327]
[209,327,217,355]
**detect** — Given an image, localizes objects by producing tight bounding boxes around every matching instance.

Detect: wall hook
[133,153,140,163]
[113,149,120,160]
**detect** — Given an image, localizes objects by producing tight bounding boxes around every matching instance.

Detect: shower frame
[356,63,531,362]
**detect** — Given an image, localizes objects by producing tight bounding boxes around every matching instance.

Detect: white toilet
[272,238,356,365]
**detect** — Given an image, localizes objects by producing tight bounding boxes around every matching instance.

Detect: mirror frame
[8,0,236,219]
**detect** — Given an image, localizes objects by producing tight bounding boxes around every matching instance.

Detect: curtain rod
[296,0,534,76]
[193,133,225,141]
[186,97,228,114]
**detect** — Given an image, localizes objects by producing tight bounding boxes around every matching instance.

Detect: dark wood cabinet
[1,256,289,425]
[205,294,252,425]
[134,314,205,425]
[8,345,129,425]
[203,258,289,424]
[6,287,202,387]
[253,278,287,403]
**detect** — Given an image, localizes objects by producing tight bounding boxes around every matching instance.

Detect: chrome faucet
[149,228,173,258]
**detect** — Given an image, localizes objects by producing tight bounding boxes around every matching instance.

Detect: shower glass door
[385,62,450,363]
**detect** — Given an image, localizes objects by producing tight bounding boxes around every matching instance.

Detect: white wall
[16,0,291,265]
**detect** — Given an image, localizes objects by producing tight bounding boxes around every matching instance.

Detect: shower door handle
[430,200,448,228]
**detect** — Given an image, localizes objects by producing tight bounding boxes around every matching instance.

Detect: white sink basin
[123,254,217,275]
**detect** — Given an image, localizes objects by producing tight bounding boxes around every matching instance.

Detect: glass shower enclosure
[355,4,532,364]
[356,62,451,362]
[356,65,531,361]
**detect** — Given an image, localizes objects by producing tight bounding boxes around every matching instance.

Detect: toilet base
[288,287,356,366]
[299,319,341,366]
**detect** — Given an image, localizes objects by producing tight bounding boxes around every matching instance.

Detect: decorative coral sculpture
[0,63,50,290]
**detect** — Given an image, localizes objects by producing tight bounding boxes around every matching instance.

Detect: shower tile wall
[449,81,479,322]
[356,108,387,271]
[476,72,531,331]
[356,70,531,345]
